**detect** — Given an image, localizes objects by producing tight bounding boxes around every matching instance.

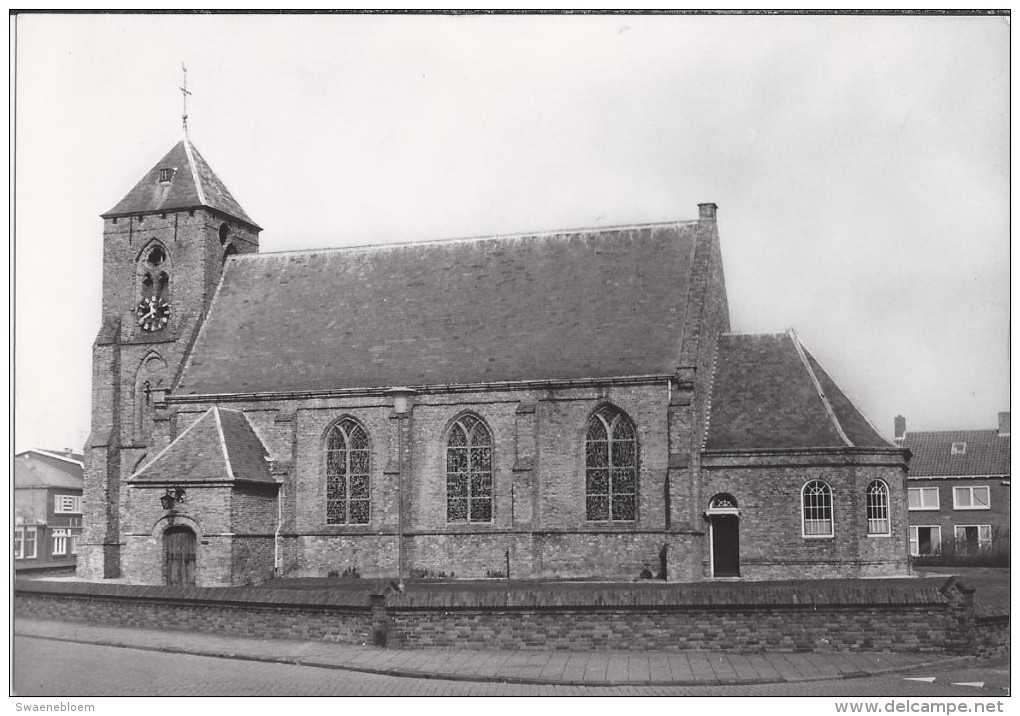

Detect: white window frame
[801,480,834,538]
[54,494,83,514]
[866,479,891,536]
[70,534,79,555]
[954,524,992,550]
[51,528,68,556]
[907,486,940,511]
[14,526,23,559]
[952,485,991,510]
[909,525,942,557]
[23,526,38,559]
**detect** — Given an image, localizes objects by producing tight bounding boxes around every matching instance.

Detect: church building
[77,137,911,586]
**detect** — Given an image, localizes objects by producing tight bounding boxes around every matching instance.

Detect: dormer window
[951,442,967,455]
[159,168,174,183]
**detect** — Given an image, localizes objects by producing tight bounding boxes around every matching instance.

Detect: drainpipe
[274,483,283,575]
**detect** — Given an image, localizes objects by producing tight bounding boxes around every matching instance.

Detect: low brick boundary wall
[14,581,380,645]
[14,577,996,655]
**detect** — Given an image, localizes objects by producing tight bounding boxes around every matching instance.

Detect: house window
[23,527,37,559]
[52,528,68,556]
[802,480,833,537]
[14,527,23,559]
[325,418,370,525]
[953,486,991,510]
[954,525,992,552]
[951,442,967,455]
[54,494,83,514]
[70,534,80,555]
[866,480,890,535]
[909,525,942,556]
[907,486,940,511]
[159,168,174,183]
[446,414,493,523]
[585,406,637,522]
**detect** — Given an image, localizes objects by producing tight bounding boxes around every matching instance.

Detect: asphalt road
[11,636,1010,698]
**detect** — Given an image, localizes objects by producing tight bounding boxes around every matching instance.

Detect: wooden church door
[164,526,196,586]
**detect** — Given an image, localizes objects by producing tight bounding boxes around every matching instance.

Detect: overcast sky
[12,13,1010,454]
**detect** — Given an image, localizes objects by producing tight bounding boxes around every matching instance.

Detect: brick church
[77,137,911,586]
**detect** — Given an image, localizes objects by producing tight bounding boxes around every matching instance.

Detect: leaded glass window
[802,480,833,537]
[866,480,890,535]
[447,414,493,522]
[326,418,370,525]
[585,407,637,522]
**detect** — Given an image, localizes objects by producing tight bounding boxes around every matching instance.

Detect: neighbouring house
[895,413,1010,557]
[14,449,85,572]
[77,134,910,586]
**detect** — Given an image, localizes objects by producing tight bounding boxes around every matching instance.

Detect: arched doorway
[164,526,196,586]
[707,494,740,577]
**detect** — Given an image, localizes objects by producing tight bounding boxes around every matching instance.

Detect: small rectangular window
[54,495,83,514]
[14,527,23,559]
[52,529,68,556]
[953,485,991,510]
[24,527,37,559]
[951,442,967,455]
[954,525,992,551]
[907,486,940,510]
[909,525,941,556]
[159,168,174,182]
[70,534,80,555]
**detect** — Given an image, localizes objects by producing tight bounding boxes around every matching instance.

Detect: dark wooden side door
[712,515,740,577]
[164,526,196,586]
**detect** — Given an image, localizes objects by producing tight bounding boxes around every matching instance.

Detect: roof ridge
[213,406,235,480]
[231,220,698,260]
[181,137,208,207]
[905,429,1002,437]
[31,449,84,467]
[788,329,853,448]
[794,331,895,449]
[129,407,214,480]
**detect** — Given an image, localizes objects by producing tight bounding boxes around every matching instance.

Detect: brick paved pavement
[12,637,1009,697]
[15,618,965,687]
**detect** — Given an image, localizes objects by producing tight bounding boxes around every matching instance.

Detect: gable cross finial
[180,63,192,137]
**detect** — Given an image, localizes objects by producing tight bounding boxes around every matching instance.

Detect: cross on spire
[180,63,192,136]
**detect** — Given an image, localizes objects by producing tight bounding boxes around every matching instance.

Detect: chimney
[698,202,718,223]
[894,415,906,440]
[998,411,1010,436]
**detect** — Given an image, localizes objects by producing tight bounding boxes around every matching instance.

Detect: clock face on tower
[136,296,170,332]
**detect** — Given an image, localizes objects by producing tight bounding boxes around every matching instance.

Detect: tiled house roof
[901,430,1010,477]
[103,139,259,228]
[176,222,701,395]
[130,407,274,484]
[14,450,84,490]
[703,331,893,451]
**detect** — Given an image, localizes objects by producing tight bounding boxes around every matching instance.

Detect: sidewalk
[14,618,969,687]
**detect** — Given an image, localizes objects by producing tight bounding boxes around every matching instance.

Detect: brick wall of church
[700,453,910,580]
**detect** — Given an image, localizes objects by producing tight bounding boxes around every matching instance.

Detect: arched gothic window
[866,480,890,535]
[585,406,637,522]
[138,243,171,304]
[325,418,370,525]
[802,480,833,537]
[446,414,493,522]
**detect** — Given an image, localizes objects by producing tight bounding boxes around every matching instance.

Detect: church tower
[77,138,261,579]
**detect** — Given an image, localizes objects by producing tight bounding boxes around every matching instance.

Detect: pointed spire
[102,140,260,229]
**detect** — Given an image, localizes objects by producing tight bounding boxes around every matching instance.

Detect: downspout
[274,482,283,575]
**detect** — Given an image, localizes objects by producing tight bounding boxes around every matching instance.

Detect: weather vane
[180,63,192,136]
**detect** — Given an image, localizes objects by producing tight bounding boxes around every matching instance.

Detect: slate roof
[703,331,893,451]
[130,407,274,484]
[103,139,259,228]
[14,450,84,490]
[175,222,701,395]
[901,429,1010,477]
